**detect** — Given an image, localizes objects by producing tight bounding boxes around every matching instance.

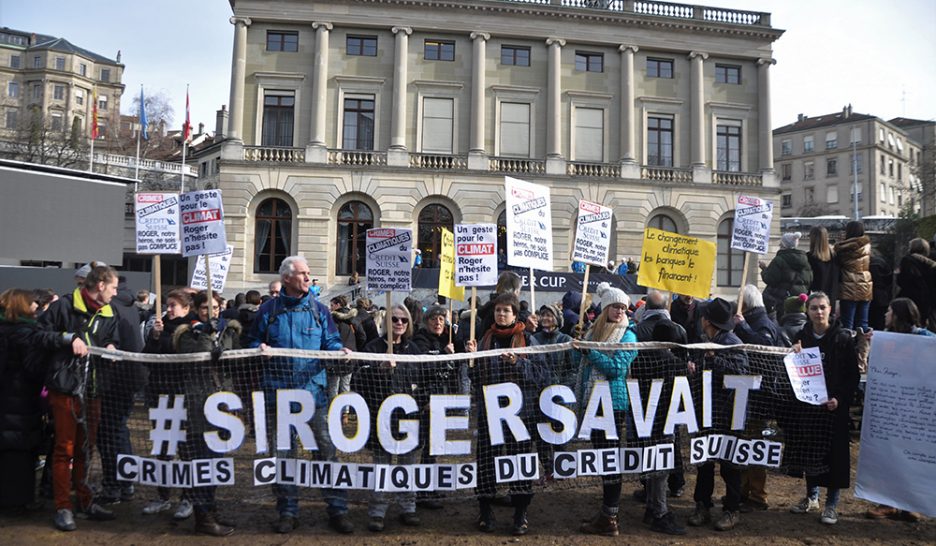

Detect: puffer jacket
[575,324,638,412]
[762,248,813,307]
[835,236,872,302]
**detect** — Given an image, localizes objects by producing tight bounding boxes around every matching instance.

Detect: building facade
[218,0,784,294]
[890,117,935,217]
[0,28,125,146]
[774,106,923,219]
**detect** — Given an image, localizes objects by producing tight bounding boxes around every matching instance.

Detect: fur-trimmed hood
[172,319,242,353]
[331,306,358,323]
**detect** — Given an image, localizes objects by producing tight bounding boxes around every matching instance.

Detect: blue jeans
[268,394,348,518]
[806,477,841,509]
[839,300,869,330]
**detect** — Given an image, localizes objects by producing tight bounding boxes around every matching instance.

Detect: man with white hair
[734,285,787,348]
[246,256,354,534]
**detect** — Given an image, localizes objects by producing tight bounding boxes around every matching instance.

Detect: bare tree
[117,90,177,159]
[797,203,836,217]
[7,107,88,168]
[910,144,935,217]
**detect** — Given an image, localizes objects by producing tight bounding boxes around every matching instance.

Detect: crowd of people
[0,221,933,537]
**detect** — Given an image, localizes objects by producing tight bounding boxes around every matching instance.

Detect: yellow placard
[439,227,465,301]
[637,228,715,299]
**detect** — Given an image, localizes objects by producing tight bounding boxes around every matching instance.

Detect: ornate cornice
[618,44,639,54]
[229,16,252,27]
[688,51,709,61]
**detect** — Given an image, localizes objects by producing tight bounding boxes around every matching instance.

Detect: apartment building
[774,105,923,219]
[217,0,784,293]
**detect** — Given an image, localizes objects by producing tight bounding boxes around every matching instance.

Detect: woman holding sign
[790,292,859,525]
[575,283,638,537]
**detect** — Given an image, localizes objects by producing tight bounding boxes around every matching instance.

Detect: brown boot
[580,510,619,537]
[195,510,234,537]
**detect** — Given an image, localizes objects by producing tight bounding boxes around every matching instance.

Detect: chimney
[847,103,852,117]
[215,105,228,139]
[842,105,848,118]
[198,122,204,135]
[797,113,805,122]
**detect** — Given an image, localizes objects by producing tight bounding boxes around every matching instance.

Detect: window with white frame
[499,102,530,157]
[879,128,885,143]
[5,110,17,129]
[825,131,837,149]
[421,97,454,154]
[647,115,674,167]
[781,139,791,156]
[889,186,895,205]
[804,160,814,180]
[75,88,84,105]
[826,185,838,203]
[98,94,107,110]
[574,107,604,162]
[716,121,741,172]
[880,182,887,202]
[55,56,65,71]
[32,55,42,68]
[79,63,87,77]
[826,157,837,177]
[7,81,18,98]
[804,135,814,153]
[262,91,296,147]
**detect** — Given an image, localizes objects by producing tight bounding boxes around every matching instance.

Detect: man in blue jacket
[245,256,353,534]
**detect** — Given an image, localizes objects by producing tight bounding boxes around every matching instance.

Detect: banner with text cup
[637,228,715,299]
[454,223,498,287]
[730,195,774,255]
[856,332,936,517]
[180,190,227,257]
[505,176,552,271]
[135,192,181,254]
[190,245,234,292]
[571,200,613,267]
[366,228,413,292]
[439,227,465,300]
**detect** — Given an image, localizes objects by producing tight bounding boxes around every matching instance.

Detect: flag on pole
[91,87,99,140]
[182,87,191,141]
[139,87,148,141]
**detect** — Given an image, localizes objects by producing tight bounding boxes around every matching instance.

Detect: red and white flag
[182,87,191,141]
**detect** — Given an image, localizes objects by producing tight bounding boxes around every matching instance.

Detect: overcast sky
[2,0,934,135]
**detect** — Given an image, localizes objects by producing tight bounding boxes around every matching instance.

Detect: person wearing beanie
[779,294,809,344]
[576,282,638,537]
[759,232,812,318]
[533,303,575,386]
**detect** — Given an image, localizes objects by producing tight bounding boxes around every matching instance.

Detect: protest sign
[783,348,828,405]
[190,245,234,292]
[454,224,498,287]
[366,228,412,292]
[438,227,465,301]
[180,189,227,257]
[637,228,715,299]
[730,195,773,255]
[135,193,181,254]
[505,176,552,271]
[857,332,936,517]
[571,200,613,267]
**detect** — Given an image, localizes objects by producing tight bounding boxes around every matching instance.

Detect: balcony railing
[243,146,305,163]
[713,171,762,186]
[568,161,621,178]
[93,153,197,176]
[641,166,692,183]
[495,0,769,26]
[410,153,467,170]
[490,157,546,175]
[328,149,387,166]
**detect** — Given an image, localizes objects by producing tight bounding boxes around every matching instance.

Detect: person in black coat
[734,285,788,348]
[868,251,893,331]
[790,292,860,526]
[0,289,85,509]
[778,294,809,345]
[896,238,936,331]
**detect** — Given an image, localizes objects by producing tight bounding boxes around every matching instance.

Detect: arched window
[717,218,744,287]
[254,198,292,273]
[417,204,453,268]
[648,213,679,234]
[336,201,373,276]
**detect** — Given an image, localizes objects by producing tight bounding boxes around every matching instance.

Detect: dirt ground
[1,442,932,546]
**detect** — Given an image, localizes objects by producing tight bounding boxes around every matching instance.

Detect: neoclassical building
[218,0,784,294]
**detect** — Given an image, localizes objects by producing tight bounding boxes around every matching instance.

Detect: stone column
[619,44,639,179]
[758,58,777,186]
[387,26,412,166]
[545,38,566,175]
[226,16,251,143]
[468,31,490,170]
[306,22,332,163]
[688,51,710,182]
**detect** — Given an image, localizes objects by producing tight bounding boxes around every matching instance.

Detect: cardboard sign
[783,348,828,405]
[190,245,234,292]
[135,192,181,254]
[180,190,227,257]
[438,227,465,300]
[454,223,498,287]
[505,176,552,271]
[730,195,773,255]
[637,228,715,299]
[571,200,613,266]
[366,228,412,292]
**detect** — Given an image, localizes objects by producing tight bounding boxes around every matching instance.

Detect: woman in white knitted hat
[575,282,638,537]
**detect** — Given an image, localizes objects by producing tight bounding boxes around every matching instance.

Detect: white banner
[856,332,936,517]
[505,176,552,270]
[190,245,234,292]
[571,200,613,266]
[454,223,498,287]
[134,192,181,254]
[783,348,828,405]
[366,228,412,292]
[180,189,227,257]
[730,195,773,255]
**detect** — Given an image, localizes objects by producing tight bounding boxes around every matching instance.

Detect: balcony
[328,149,387,166]
[93,152,197,177]
[494,0,770,27]
[713,171,762,186]
[489,157,546,175]
[410,153,467,170]
[641,166,692,183]
[243,146,305,163]
[568,161,621,178]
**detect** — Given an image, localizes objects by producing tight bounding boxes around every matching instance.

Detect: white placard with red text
[505,176,552,271]
[180,190,227,257]
[135,193,181,254]
[571,200,613,266]
[454,223,498,287]
[783,347,828,405]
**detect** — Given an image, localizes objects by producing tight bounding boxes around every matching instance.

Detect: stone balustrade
[243,146,305,163]
[712,171,763,186]
[641,166,693,183]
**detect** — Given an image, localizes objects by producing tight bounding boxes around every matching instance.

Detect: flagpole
[88,132,94,173]
[181,84,189,193]
[181,138,187,193]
